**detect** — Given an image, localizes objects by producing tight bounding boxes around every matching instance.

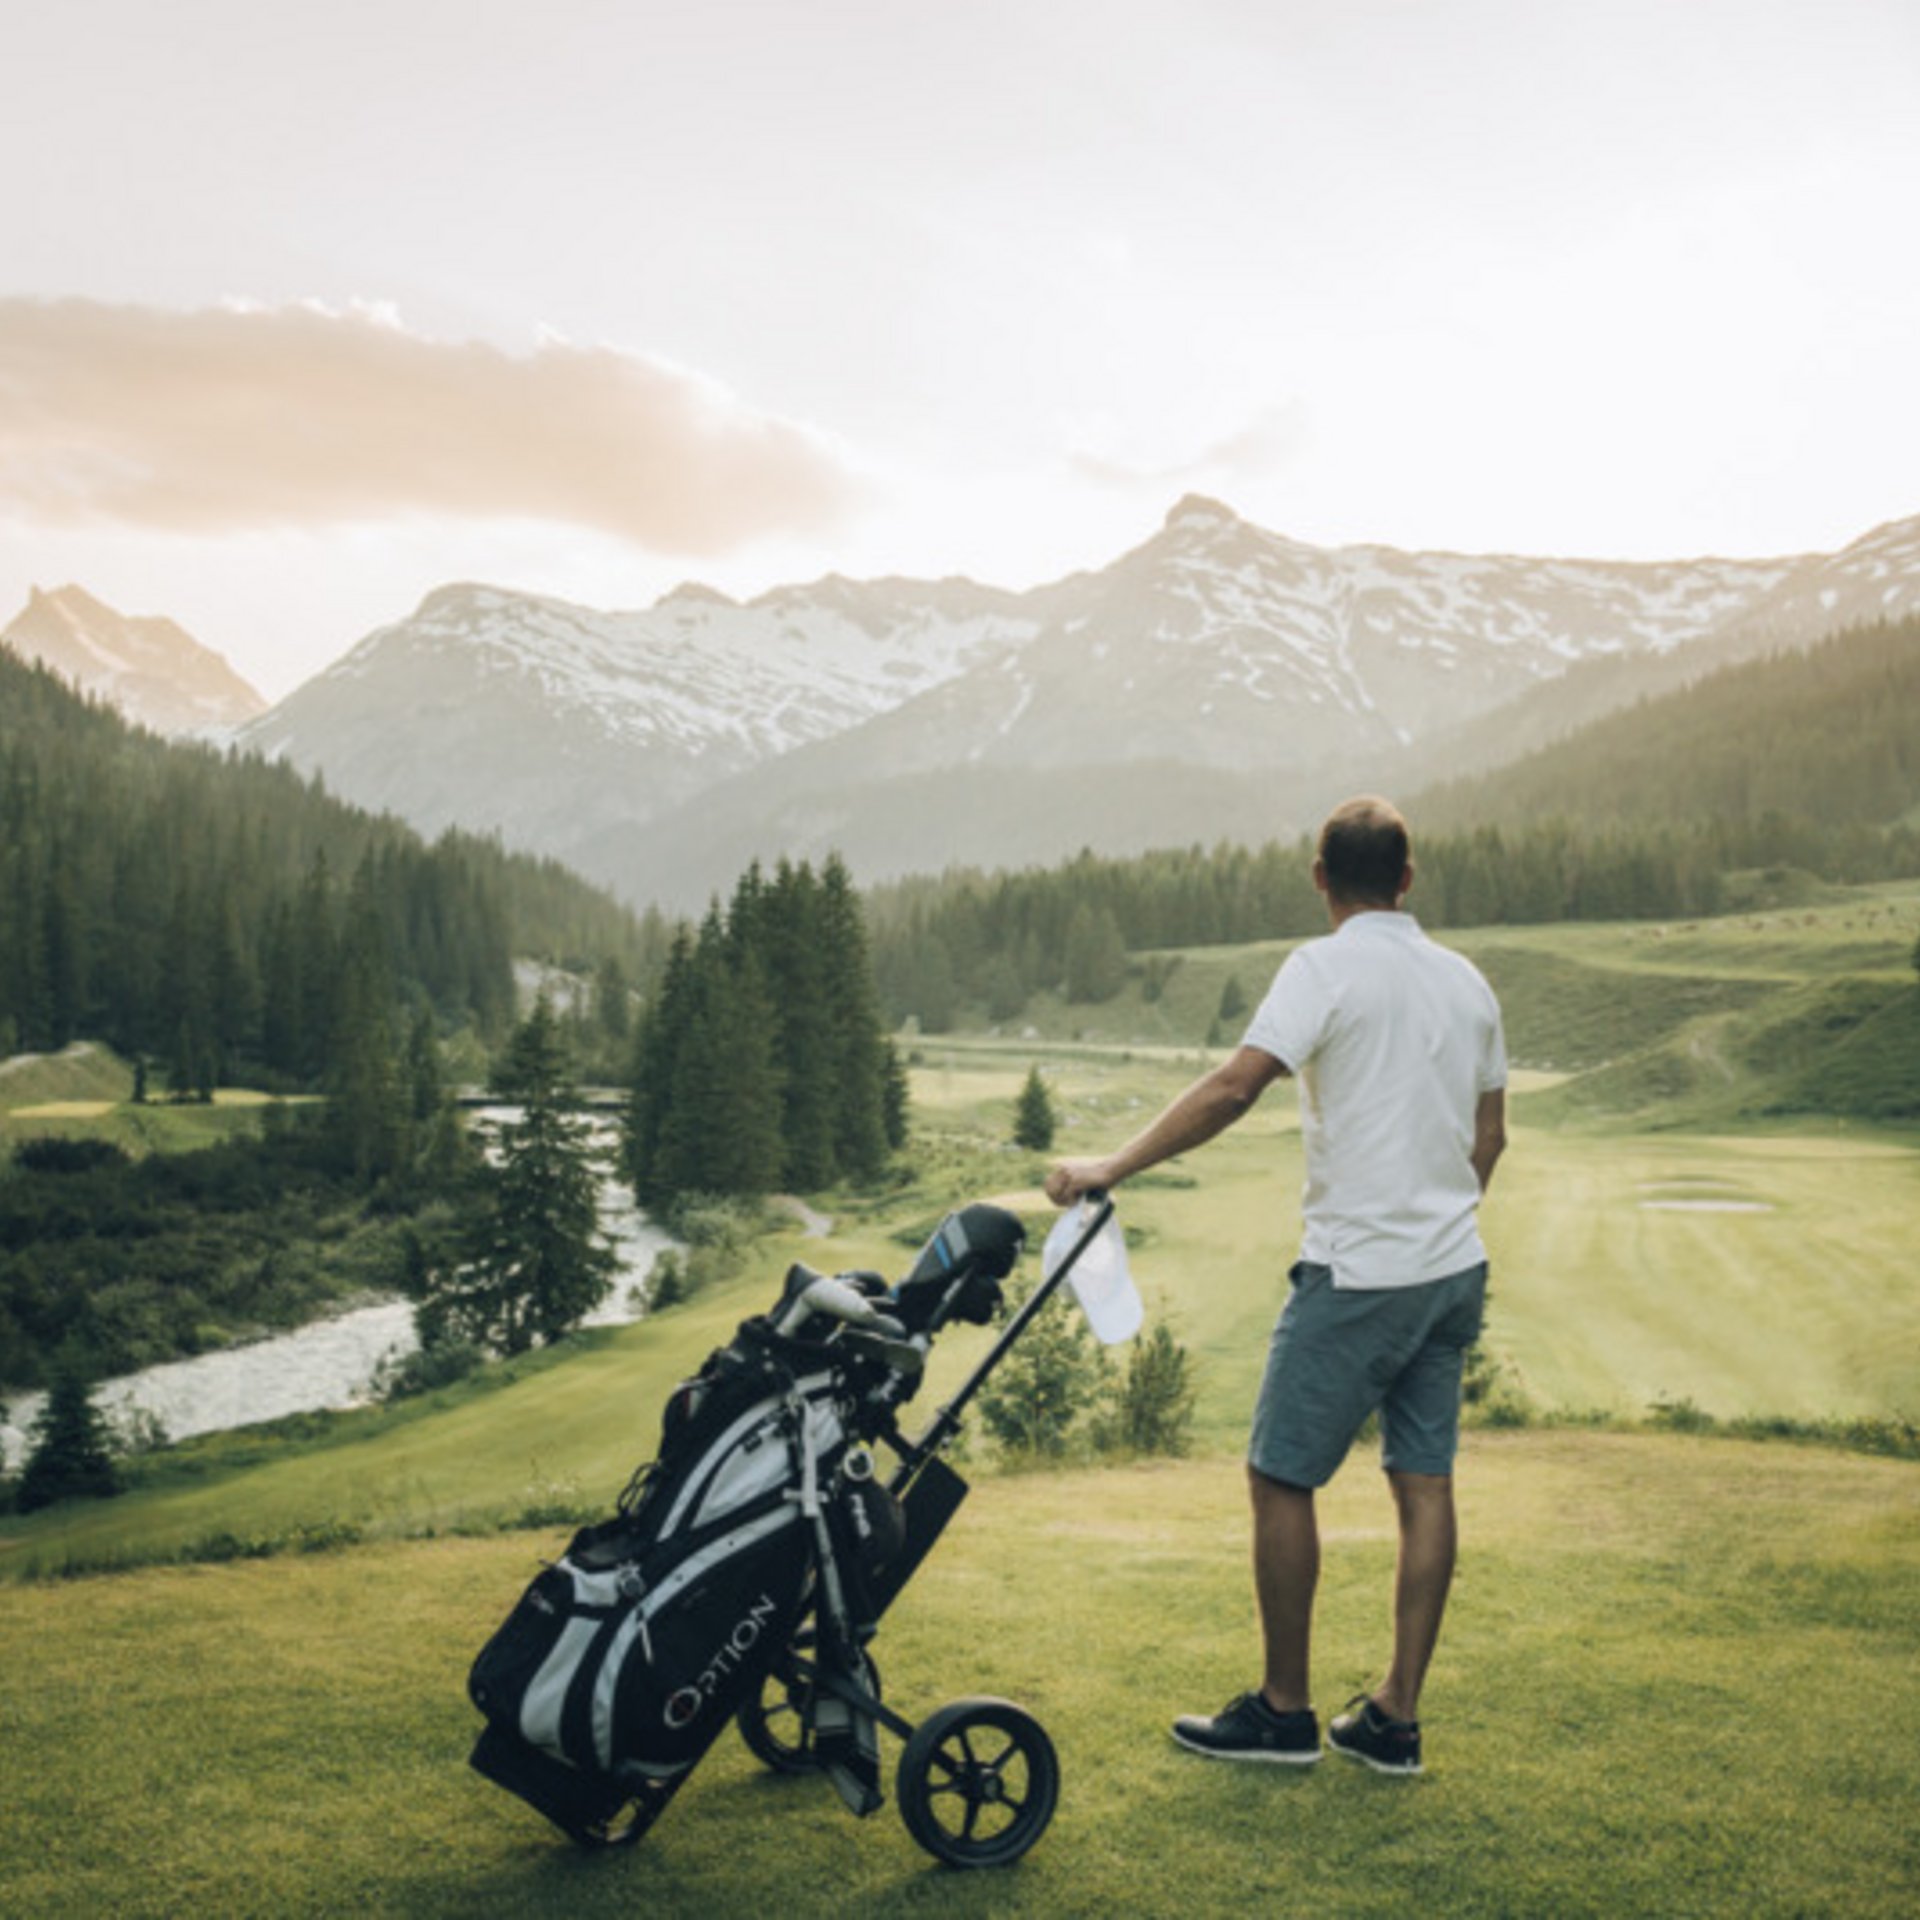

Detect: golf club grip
[917,1195,1116,1445]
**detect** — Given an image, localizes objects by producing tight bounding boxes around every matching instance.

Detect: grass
[0,1041,289,1158]
[5,889,1920,1913]
[10,1016,1918,1577]
[1,1434,1915,1918]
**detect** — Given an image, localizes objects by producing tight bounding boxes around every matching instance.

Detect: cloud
[0,298,856,552]
[1070,401,1310,495]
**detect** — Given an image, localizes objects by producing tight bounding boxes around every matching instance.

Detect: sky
[2,0,1917,698]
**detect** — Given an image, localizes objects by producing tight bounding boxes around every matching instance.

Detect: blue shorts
[1248,1261,1488,1489]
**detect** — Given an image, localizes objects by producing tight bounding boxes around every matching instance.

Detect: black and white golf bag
[467,1203,1025,1848]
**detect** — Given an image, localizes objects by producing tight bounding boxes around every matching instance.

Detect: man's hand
[1045,1158,1113,1208]
[1042,1047,1288,1208]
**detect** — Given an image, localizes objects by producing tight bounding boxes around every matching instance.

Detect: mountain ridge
[225,497,1920,905]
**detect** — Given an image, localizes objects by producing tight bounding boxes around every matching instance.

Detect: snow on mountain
[239,574,1055,853]
[240,496,1919,903]
[765,496,1805,786]
[1,586,267,736]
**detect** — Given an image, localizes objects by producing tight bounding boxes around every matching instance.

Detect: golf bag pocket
[471,1504,809,1782]
[469,1564,580,1731]
[830,1465,906,1625]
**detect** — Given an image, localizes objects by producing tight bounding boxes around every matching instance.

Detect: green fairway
[909,1038,1920,1436]
[2,1434,1915,1919]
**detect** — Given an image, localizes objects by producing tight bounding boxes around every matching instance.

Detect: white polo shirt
[1243,911,1506,1290]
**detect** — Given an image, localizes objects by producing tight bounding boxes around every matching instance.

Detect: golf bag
[468,1202,1029,1850]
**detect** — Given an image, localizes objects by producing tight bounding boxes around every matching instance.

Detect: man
[1045,796,1506,1775]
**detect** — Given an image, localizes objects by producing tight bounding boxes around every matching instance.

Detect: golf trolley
[467,1193,1118,1870]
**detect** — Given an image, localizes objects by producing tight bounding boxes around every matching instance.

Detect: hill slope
[1416,612,1920,837]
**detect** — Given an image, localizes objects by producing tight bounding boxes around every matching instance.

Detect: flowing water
[1,1114,673,1471]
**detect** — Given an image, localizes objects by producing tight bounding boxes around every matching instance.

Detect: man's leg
[1249,1464,1319,1714]
[1374,1469,1456,1723]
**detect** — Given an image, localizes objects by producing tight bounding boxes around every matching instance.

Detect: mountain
[242,498,1920,908]
[241,576,1060,853]
[1,585,266,735]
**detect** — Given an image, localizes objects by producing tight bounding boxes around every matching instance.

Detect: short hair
[1317,796,1410,905]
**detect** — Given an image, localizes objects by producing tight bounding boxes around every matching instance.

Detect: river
[0,1113,674,1473]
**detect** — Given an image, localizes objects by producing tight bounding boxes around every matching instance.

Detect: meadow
[2,888,1917,1914]
[1,1437,1915,1918]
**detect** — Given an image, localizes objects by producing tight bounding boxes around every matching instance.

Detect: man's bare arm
[1471,1087,1507,1194]
[1045,1046,1289,1205]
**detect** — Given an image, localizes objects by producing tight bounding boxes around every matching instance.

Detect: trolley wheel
[737,1654,820,1773]
[738,1651,883,1774]
[896,1697,1059,1869]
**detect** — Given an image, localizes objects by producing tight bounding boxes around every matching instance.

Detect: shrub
[977,1276,1113,1460]
[1647,1395,1716,1433]
[11,1137,129,1175]
[646,1251,687,1309]
[373,1335,485,1402]
[1094,1317,1196,1457]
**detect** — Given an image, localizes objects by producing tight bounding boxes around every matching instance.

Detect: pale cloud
[1070,402,1311,496]
[0,299,857,552]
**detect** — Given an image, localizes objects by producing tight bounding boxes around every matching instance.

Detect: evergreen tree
[322,888,408,1182]
[625,928,695,1199]
[757,864,838,1187]
[419,997,618,1353]
[982,952,1027,1021]
[592,953,632,1046]
[16,1348,121,1511]
[817,856,890,1182]
[652,943,786,1201]
[1013,1064,1056,1151]
[625,858,898,1207]
[1098,1318,1197,1457]
[880,1040,911,1151]
[1063,905,1127,1004]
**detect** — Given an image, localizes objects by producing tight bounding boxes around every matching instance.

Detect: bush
[11,1137,129,1175]
[646,1251,687,1309]
[373,1336,485,1402]
[1647,1395,1716,1433]
[641,1194,767,1307]
[977,1276,1112,1460]
[1093,1317,1196,1457]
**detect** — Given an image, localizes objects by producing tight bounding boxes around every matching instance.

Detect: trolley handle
[911,1192,1117,1457]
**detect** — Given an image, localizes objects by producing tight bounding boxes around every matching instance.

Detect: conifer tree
[419,996,617,1353]
[1013,1064,1056,1151]
[760,862,838,1188]
[818,856,889,1181]
[16,1348,121,1512]
[881,1040,910,1151]
[653,942,786,1200]
[1063,904,1127,1004]
[625,927,695,1201]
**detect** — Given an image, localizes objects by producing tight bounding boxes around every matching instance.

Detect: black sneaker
[1170,1692,1321,1765]
[1327,1695,1423,1775]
